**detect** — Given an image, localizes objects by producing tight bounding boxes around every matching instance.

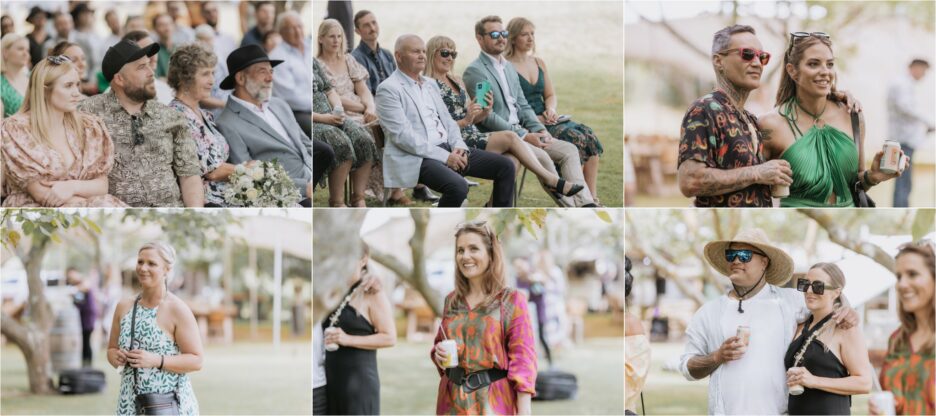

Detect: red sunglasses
[719,47,771,65]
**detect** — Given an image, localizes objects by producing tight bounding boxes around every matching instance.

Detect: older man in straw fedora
[678,228,857,415]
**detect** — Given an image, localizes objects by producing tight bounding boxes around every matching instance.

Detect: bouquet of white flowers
[223,159,301,207]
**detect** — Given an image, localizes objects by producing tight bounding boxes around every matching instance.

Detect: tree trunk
[0,236,55,394]
[312,210,367,321]
[798,209,896,270]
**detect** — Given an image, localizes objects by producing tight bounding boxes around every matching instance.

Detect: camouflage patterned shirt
[78,90,202,207]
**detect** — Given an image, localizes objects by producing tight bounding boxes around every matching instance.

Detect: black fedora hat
[102,39,160,82]
[26,6,52,24]
[220,44,283,90]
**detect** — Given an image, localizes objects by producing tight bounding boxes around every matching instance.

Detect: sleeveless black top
[323,305,379,415]
[784,313,851,415]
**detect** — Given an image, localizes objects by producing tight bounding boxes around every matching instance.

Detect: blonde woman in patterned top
[107,242,202,415]
[1,55,126,207]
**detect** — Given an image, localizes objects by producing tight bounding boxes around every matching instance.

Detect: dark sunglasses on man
[440,49,458,59]
[485,30,509,40]
[796,278,837,295]
[718,47,771,66]
[725,248,767,263]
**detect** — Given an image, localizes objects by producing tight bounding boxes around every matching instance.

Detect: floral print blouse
[169,99,230,206]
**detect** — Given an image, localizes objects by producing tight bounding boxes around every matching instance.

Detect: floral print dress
[116,303,199,415]
[432,288,537,415]
[169,99,230,206]
[437,76,490,150]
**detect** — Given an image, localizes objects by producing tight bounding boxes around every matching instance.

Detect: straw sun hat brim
[703,239,794,286]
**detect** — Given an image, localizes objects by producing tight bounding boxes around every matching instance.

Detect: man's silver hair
[276,10,302,33]
[394,34,421,53]
[711,24,756,55]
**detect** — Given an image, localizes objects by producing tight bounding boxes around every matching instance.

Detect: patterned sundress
[880,330,935,415]
[116,302,199,415]
[432,288,537,415]
[436,76,490,150]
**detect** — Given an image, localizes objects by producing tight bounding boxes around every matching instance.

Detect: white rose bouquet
[223,159,301,207]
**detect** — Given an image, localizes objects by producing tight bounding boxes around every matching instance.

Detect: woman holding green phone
[507,17,604,202]
[426,35,584,198]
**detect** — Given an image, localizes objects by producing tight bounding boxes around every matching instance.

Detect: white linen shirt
[482,51,519,125]
[678,284,809,415]
[887,73,935,149]
[401,74,447,147]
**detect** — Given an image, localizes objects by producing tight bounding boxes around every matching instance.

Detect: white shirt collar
[482,51,505,66]
[230,94,269,113]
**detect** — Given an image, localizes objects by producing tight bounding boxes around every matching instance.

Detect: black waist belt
[445,367,508,393]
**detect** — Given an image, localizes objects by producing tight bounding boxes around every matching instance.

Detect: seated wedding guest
[464,16,595,207]
[784,263,872,415]
[313,140,335,190]
[103,9,123,49]
[1,56,127,207]
[193,24,231,116]
[506,17,604,202]
[120,31,172,104]
[269,11,313,137]
[50,41,94,97]
[240,1,276,47]
[2,33,29,118]
[78,39,204,207]
[152,14,176,79]
[426,35,583,200]
[872,241,935,415]
[26,7,52,67]
[216,45,314,205]
[351,10,395,94]
[376,34,516,207]
[71,4,102,83]
[201,1,238,73]
[169,43,250,207]
[312,59,376,207]
[166,1,194,46]
[1,15,13,38]
[262,30,282,54]
[124,15,146,34]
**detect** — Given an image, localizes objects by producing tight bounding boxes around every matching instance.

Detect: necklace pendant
[815,118,825,128]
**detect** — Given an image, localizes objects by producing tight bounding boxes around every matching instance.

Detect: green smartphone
[475,80,492,108]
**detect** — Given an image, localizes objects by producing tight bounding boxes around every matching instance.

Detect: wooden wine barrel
[50,303,82,372]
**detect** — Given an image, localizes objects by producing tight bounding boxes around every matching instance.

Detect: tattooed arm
[678,160,793,197]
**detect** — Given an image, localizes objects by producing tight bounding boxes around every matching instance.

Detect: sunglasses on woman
[440,49,458,59]
[485,30,509,40]
[46,55,72,65]
[790,32,830,43]
[725,248,767,263]
[718,47,771,65]
[797,278,837,295]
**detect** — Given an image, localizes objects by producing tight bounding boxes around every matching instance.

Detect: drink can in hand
[772,184,790,198]
[736,325,751,346]
[439,340,458,368]
[880,140,901,174]
[871,391,896,415]
[789,383,805,396]
[324,327,339,352]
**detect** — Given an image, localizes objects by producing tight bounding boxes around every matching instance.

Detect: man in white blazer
[216,45,313,205]
[375,34,515,207]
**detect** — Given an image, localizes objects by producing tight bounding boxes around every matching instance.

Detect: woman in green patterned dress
[758,32,904,207]
[1,33,29,118]
[107,242,202,415]
[506,18,604,202]
[312,58,377,207]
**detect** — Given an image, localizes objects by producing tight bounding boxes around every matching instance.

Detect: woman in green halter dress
[108,242,202,415]
[758,32,903,207]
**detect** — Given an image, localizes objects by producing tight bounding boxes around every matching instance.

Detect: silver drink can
[736,326,750,346]
[772,184,790,198]
[880,140,901,174]
[324,327,339,351]
[789,383,805,396]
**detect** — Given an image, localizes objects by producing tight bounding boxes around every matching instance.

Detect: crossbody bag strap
[130,295,140,396]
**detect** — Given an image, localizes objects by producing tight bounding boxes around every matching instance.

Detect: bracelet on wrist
[158,355,164,370]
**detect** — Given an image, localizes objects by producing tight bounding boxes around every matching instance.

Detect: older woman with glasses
[757,32,904,207]
[784,263,872,414]
[1,56,126,207]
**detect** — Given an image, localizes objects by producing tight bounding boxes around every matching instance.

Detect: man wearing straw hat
[678,228,857,414]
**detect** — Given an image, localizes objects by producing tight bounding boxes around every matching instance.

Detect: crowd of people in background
[1,1,314,207]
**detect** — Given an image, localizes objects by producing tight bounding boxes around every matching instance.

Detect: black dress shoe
[412,186,440,202]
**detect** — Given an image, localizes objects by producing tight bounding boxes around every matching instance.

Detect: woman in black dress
[784,262,873,415]
[322,245,397,415]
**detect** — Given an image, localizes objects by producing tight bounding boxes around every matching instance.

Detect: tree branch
[798,209,896,270]
[626,216,706,307]
[638,13,710,60]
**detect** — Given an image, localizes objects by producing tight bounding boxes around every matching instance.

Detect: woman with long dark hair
[758,33,903,207]
[432,221,537,415]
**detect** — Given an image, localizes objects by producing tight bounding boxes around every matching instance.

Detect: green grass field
[1,342,311,415]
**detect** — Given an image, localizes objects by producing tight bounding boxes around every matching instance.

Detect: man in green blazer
[463,15,596,207]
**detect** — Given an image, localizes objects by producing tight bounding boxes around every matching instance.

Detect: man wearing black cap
[216,44,314,204]
[78,39,204,207]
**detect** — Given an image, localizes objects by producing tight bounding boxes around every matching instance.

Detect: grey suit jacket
[375,69,467,188]
[216,96,313,197]
[463,52,545,138]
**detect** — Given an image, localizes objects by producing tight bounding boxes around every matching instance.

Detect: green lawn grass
[312,68,623,208]
[1,342,311,415]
